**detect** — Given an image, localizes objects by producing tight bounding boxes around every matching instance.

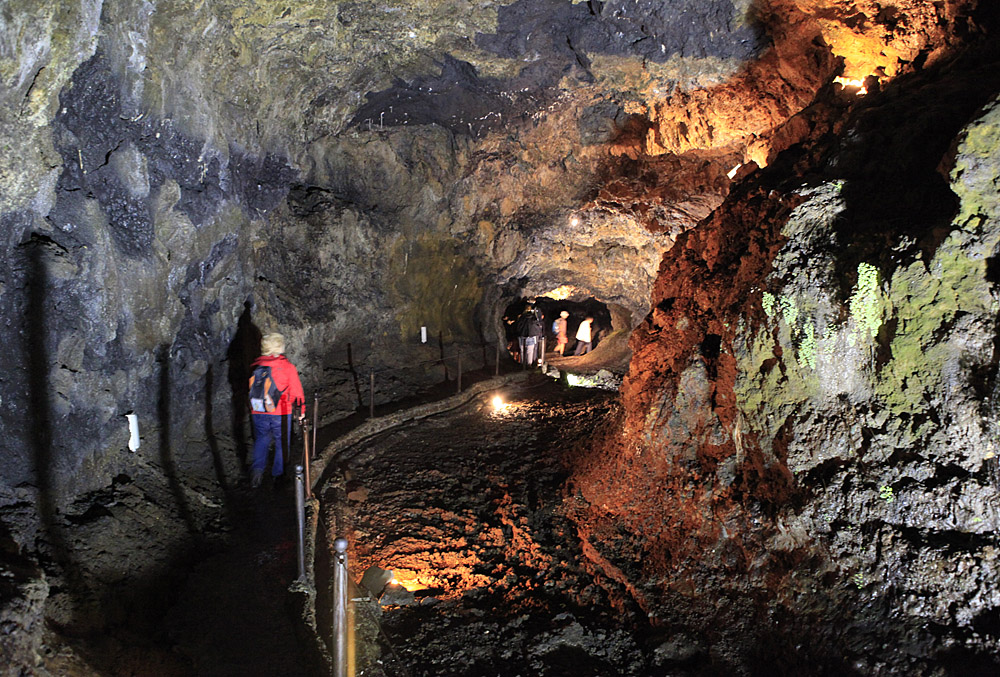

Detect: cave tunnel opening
[501,295,614,358]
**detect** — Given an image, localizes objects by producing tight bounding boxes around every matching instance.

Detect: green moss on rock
[387,234,483,342]
[848,262,883,344]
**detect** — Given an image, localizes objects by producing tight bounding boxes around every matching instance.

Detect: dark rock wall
[1,47,282,500]
[572,7,1000,671]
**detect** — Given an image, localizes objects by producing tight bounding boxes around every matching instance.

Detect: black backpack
[248,365,283,413]
[529,310,545,337]
[515,312,533,337]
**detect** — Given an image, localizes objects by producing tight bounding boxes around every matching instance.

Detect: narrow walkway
[165,482,308,676]
[313,364,516,453]
[161,366,524,675]
[162,361,623,675]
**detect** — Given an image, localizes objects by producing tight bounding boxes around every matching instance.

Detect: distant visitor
[516,300,546,367]
[554,310,569,356]
[574,316,594,356]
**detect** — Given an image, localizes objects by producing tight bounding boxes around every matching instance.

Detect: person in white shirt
[573,316,594,356]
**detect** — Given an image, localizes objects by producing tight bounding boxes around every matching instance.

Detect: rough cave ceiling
[2,0,973,365]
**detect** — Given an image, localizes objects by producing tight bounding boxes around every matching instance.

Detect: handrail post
[302,417,311,498]
[332,537,350,677]
[312,392,318,460]
[294,465,305,580]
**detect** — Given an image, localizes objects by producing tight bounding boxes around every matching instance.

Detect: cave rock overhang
[491,208,672,335]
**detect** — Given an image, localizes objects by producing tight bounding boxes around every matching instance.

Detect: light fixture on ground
[833,75,870,95]
[387,569,428,592]
[492,395,506,411]
[360,564,394,597]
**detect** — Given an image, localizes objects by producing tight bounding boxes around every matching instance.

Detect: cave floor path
[165,478,309,676]
[319,378,644,676]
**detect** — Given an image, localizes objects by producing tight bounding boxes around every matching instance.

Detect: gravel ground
[320,376,657,677]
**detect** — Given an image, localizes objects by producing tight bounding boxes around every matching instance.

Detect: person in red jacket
[249,332,305,488]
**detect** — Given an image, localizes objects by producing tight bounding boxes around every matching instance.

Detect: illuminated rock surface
[0,0,999,674]
[323,380,623,676]
[578,23,1000,674]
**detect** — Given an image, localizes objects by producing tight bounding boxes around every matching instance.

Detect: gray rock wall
[1,0,767,509]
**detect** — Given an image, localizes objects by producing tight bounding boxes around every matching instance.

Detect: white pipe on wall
[126,413,140,452]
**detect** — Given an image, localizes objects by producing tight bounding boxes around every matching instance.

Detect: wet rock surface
[322,378,644,676]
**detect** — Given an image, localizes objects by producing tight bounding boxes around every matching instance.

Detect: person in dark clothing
[515,301,546,367]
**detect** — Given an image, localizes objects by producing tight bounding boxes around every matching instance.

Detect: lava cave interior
[4,1,1000,675]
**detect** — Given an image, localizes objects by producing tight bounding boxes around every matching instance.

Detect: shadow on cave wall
[226,301,262,469]
[20,237,194,670]
[158,345,201,539]
[24,234,83,615]
[346,342,364,410]
[205,365,239,525]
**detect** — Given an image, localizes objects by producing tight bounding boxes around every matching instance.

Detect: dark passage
[165,484,309,675]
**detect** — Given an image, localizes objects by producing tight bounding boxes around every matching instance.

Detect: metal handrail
[332,537,350,677]
[294,466,306,581]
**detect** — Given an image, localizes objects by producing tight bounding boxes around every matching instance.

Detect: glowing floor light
[492,395,506,411]
[833,76,868,96]
[390,571,428,592]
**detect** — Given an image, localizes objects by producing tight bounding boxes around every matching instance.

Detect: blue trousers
[251,414,288,476]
